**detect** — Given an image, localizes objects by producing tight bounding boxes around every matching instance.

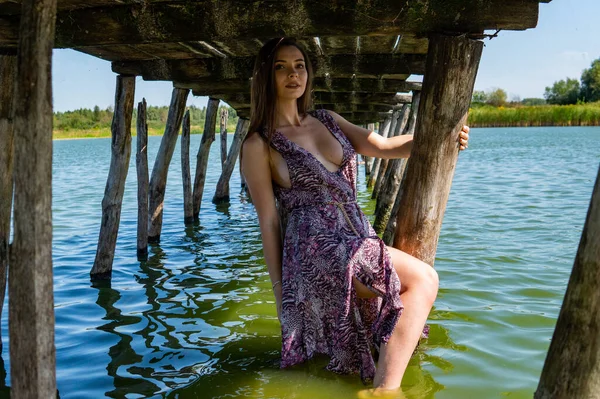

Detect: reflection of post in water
[0,354,10,397]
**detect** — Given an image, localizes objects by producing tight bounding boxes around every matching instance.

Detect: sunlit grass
[468,102,600,127]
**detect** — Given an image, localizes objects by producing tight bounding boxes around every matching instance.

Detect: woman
[241,38,469,396]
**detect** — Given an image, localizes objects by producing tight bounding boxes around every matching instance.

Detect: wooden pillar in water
[148,88,189,242]
[368,115,392,189]
[392,34,483,265]
[213,118,249,203]
[220,108,228,169]
[181,110,194,224]
[363,123,374,176]
[91,75,135,279]
[192,98,219,220]
[10,0,57,393]
[372,107,407,200]
[0,55,16,344]
[535,165,600,398]
[136,98,149,261]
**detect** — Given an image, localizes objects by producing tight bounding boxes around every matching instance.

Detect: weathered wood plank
[9,0,57,394]
[367,115,392,189]
[192,97,219,220]
[181,110,193,225]
[91,75,135,279]
[535,164,600,398]
[136,98,149,261]
[213,118,249,204]
[220,108,228,170]
[0,54,15,350]
[148,87,189,242]
[392,34,483,265]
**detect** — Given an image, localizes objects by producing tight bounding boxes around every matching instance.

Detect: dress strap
[309,109,352,149]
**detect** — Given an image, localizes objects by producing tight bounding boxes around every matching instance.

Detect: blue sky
[52,0,599,112]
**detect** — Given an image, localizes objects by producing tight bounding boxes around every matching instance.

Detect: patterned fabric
[261,109,404,384]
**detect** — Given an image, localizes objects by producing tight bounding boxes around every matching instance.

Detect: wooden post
[213,118,249,203]
[10,0,57,393]
[192,98,220,220]
[91,75,135,279]
[240,161,247,188]
[220,108,228,169]
[367,115,392,189]
[373,104,411,234]
[392,34,483,265]
[136,98,149,261]
[364,123,375,176]
[535,165,600,398]
[0,55,16,350]
[181,110,194,224]
[148,88,189,242]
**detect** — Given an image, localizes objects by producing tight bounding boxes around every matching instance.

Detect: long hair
[246,38,314,146]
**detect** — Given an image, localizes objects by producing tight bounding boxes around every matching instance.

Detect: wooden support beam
[9,0,57,394]
[220,108,228,170]
[148,87,189,242]
[192,97,219,220]
[91,75,135,278]
[367,115,392,189]
[0,54,16,351]
[535,165,600,398]
[136,98,149,261]
[393,34,483,265]
[213,118,249,204]
[364,123,375,176]
[181,110,194,225]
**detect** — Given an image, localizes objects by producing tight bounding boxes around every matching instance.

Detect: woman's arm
[241,133,283,319]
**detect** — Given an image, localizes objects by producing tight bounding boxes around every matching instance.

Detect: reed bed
[468,102,600,127]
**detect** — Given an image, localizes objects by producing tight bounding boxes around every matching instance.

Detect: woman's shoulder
[243,131,269,154]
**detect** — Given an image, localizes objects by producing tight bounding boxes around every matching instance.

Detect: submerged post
[136,98,149,261]
[364,123,375,176]
[393,34,483,265]
[10,0,58,393]
[220,108,228,169]
[148,88,189,242]
[91,75,135,279]
[213,118,250,203]
[181,110,194,224]
[368,115,392,189]
[192,98,219,220]
[535,165,600,398]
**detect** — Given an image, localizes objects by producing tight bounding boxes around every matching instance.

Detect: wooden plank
[192,98,219,220]
[0,54,16,349]
[213,118,249,203]
[535,164,600,398]
[9,0,57,394]
[148,87,189,242]
[91,75,135,279]
[136,98,149,261]
[181,110,193,224]
[392,34,483,265]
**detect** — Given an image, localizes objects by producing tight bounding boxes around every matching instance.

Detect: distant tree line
[54,104,238,131]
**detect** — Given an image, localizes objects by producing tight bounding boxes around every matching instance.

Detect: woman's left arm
[327,110,469,159]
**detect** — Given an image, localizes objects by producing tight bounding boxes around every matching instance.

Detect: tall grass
[468,102,600,127]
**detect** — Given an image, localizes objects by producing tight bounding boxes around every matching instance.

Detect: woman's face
[273,45,308,101]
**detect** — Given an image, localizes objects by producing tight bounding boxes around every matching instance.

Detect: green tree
[580,58,600,103]
[472,90,487,104]
[486,88,507,107]
[93,105,100,122]
[521,98,546,106]
[544,78,580,105]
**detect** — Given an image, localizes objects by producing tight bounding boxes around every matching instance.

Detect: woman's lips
[285,84,301,89]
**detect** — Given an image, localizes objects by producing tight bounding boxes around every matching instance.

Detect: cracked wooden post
[535,165,600,398]
[368,115,392,189]
[220,108,228,169]
[136,98,149,261]
[181,110,194,224]
[192,97,219,220]
[9,0,58,393]
[213,117,249,203]
[0,55,16,351]
[148,88,189,242]
[91,75,135,279]
[363,123,374,176]
[393,34,483,265]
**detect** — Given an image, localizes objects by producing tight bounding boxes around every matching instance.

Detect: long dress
[260,109,406,384]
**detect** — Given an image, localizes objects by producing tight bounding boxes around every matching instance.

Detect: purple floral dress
[261,109,404,384]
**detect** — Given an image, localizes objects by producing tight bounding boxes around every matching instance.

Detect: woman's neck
[275,99,304,128]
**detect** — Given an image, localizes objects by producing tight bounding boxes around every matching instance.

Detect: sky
[51,0,600,112]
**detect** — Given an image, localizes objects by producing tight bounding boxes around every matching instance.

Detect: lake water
[1,126,599,398]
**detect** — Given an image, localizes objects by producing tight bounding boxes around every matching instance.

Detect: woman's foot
[357,387,406,399]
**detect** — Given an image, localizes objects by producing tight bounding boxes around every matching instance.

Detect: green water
[1,127,598,398]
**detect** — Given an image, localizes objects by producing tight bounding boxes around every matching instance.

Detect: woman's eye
[275,64,284,70]
[297,64,305,69]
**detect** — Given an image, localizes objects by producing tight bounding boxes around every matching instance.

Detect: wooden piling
[9,0,57,393]
[220,108,228,169]
[136,98,149,261]
[192,97,220,220]
[181,110,194,224]
[148,88,189,242]
[91,75,136,279]
[367,115,392,189]
[534,165,600,398]
[213,118,249,203]
[363,123,374,176]
[392,34,483,265]
[0,55,16,349]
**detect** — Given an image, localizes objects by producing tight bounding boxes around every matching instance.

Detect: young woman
[241,38,469,396]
